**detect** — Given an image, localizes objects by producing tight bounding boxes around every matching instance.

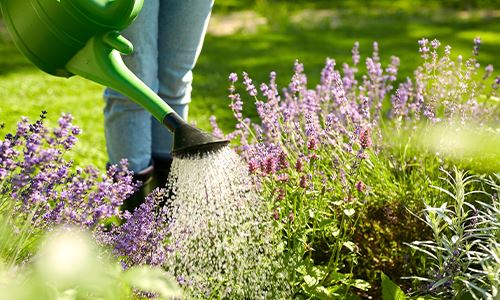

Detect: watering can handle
[66,31,176,122]
[102,31,133,55]
[67,0,144,29]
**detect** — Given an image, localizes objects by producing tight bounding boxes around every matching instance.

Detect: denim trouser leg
[152,0,214,160]
[103,0,213,172]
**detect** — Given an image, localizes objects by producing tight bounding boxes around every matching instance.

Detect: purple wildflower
[299,175,307,189]
[272,209,280,221]
[444,45,452,56]
[473,36,481,56]
[106,190,168,267]
[242,72,257,97]
[352,41,360,66]
[418,38,430,59]
[209,116,224,139]
[228,72,238,83]
[295,158,304,172]
[290,60,307,93]
[431,39,440,49]
[276,188,285,200]
[276,173,289,183]
[1,113,135,230]
[355,180,366,193]
[483,64,494,80]
[359,129,372,149]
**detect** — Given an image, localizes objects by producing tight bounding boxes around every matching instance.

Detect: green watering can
[0,0,228,157]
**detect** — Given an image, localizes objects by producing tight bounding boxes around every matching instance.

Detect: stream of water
[163,147,290,299]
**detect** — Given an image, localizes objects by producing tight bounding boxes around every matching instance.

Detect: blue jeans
[104,0,213,172]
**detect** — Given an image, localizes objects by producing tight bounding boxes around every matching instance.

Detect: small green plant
[404,169,499,300]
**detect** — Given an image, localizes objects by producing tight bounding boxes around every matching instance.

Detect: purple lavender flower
[483,64,494,80]
[229,93,243,121]
[444,45,452,56]
[355,180,366,193]
[272,209,280,221]
[418,38,430,59]
[473,36,481,56]
[209,116,224,139]
[372,42,380,62]
[352,41,360,66]
[431,39,440,49]
[386,56,400,82]
[299,175,307,188]
[276,188,285,200]
[290,60,307,93]
[242,72,257,97]
[276,173,289,183]
[295,158,304,172]
[228,72,238,83]
[359,129,372,149]
[1,113,135,231]
[106,189,168,267]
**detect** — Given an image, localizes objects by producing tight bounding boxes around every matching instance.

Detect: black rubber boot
[121,164,155,213]
[152,156,174,207]
[152,156,173,189]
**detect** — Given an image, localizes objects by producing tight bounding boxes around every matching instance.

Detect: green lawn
[0,6,498,169]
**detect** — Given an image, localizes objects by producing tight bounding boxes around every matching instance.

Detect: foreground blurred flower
[0,227,182,300]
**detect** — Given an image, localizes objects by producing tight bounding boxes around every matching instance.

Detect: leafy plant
[404,169,499,300]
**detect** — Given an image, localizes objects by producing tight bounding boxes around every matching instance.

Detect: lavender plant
[390,37,498,127]
[100,189,169,268]
[404,169,499,300]
[0,112,135,229]
[211,44,389,298]
[210,38,498,298]
[0,113,136,264]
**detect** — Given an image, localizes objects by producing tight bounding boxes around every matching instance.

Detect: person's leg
[103,0,160,173]
[152,0,214,161]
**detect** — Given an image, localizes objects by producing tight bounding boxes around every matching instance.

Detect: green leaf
[314,286,334,300]
[123,266,182,299]
[296,264,307,275]
[303,274,319,287]
[343,241,357,253]
[352,279,371,291]
[324,270,347,285]
[344,208,356,217]
[381,272,406,300]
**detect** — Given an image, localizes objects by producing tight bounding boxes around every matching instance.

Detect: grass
[0,6,498,168]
